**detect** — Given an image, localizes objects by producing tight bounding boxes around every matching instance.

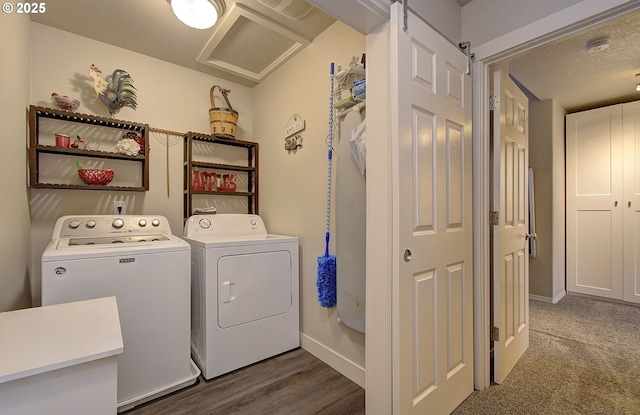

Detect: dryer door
[218,250,293,328]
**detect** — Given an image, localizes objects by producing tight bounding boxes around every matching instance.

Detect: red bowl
[78,168,114,186]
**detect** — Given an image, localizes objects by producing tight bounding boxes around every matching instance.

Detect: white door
[566,106,623,300]
[390,3,473,414]
[623,101,640,304]
[491,65,529,384]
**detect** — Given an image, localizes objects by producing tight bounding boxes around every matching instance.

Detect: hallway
[453,295,640,414]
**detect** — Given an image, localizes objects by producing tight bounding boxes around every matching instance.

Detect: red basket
[78,168,114,186]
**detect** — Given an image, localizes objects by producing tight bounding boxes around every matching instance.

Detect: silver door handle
[615,200,618,207]
[403,249,412,263]
[525,232,537,241]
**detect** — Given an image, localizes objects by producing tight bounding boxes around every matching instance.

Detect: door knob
[525,232,537,241]
[403,249,412,263]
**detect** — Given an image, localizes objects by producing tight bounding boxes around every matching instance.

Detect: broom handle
[324,62,335,257]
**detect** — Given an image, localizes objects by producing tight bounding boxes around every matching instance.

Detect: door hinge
[490,211,499,225]
[490,95,499,110]
[492,326,500,342]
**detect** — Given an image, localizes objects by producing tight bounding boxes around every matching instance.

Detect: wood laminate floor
[122,348,365,415]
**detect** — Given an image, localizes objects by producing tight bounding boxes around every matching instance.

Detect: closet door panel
[574,210,614,289]
[623,101,640,303]
[566,106,623,299]
[574,115,615,196]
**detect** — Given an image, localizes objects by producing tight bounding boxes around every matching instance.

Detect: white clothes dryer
[183,214,299,379]
[41,215,199,412]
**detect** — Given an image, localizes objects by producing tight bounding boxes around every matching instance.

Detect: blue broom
[317,62,337,308]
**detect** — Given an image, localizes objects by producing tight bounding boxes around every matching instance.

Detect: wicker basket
[209,85,238,139]
[78,168,114,186]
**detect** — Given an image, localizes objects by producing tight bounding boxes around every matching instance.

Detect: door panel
[217,251,292,328]
[623,101,640,303]
[391,3,473,414]
[492,65,529,384]
[566,106,623,299]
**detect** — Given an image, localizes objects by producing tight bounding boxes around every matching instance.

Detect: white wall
[253,21,366,386]
[411,0,462,44]
[550,99,567,302]
[461,0,581,46]
[0,13,31,312]
[28,23,254,305]
[28,20,367,386]
[465,0,638,60]
[529,99,566,301]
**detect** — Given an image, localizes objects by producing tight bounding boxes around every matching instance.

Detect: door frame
[470,0,640,390]
[364,1,640,412]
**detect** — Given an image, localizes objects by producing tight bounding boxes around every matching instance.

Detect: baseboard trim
[553,290,567,303]
[529,294,553,303]
[530,291,567,304]
[300,333,365,388]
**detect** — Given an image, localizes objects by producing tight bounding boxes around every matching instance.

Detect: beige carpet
[452,294,640,415]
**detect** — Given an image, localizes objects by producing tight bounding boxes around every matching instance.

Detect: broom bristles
[317,255,337,308]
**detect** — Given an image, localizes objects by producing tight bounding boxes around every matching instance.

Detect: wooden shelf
[34,183,146,192]
[35,144,146,161]
[29,105,149,191]
[30,106,146,131]
[189,161,256,172]
[186,131,257,148]
[190,190,256,197]
[184,131,258,218]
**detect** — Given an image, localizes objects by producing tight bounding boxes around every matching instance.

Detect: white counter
[0,296,123,415]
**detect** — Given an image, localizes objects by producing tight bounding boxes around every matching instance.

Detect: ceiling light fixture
[636,74,640,92]
[585,38,610,53]
[170,0,225,29]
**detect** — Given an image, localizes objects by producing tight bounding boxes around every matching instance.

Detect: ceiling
[31,0,336,87]
[31,1,640,111]
[506,7,640,113]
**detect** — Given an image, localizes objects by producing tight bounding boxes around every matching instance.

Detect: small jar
[55,133,71,148]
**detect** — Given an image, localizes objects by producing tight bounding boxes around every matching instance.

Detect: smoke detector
[585,38,610,53]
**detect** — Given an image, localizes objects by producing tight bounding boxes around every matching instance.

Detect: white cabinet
[0,297,123,415]
[566,101,640,303]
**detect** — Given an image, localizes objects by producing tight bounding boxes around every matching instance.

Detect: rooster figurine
[88,64,137,118]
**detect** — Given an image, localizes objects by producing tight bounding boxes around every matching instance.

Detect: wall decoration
[283,113,305,153]
[88,64,138,118]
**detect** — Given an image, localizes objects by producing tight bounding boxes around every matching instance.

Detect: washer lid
[41,234,190,261]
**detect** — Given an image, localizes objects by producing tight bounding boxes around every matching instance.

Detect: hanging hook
[458,41,475,75]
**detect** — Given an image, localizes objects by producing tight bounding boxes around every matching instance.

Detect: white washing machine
[41,215,199,412]
[183,214,299,379]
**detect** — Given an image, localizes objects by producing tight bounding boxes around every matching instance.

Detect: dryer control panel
[184,214,267,237]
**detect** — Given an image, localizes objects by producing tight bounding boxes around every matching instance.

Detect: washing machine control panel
[54,215,172,239]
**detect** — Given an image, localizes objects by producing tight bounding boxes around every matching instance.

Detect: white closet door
[390,3,473,413]
[492,64,529,384]
[623,101,640,304]
[566,106,623,300]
